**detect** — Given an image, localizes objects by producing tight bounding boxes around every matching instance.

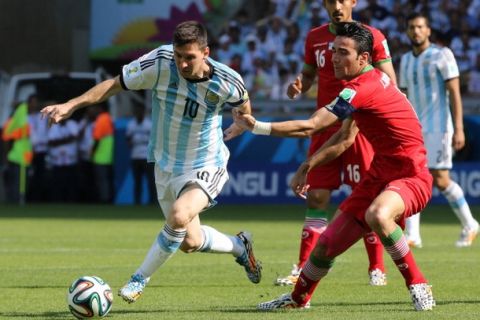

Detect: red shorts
[339,167,433,229]
[307,127,374,190]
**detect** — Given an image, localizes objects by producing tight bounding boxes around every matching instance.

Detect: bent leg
[291,210,365,305]
[365,190,427,286]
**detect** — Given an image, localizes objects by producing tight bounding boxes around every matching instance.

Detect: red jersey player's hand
[452,130,465,151]
[290,162,310,199]
[287,76,302,99]
[232,108,256,131]
[223,122,245,141]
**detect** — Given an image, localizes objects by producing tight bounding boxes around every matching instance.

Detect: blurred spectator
[77,108,96,202]
[241,34,263,75]
[467,54,480,95]
[47,118,79,202]
[216,34,234,66]
[27,95,49,202]
[227,21,246,57]
[91,105,115,203]
[254,25,276,66]
[126,103,155,205]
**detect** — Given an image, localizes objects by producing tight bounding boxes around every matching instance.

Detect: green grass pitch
[0,203,479,319]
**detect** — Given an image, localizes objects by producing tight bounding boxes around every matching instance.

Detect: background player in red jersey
[234,22,435,312]
[276,0,396,287]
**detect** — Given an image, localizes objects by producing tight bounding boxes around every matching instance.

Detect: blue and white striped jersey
[399,44,459,134]
[121,45,248,174]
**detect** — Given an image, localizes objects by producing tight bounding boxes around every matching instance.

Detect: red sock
[391,250,426,286]
[298,211,328,268]
[363,231,385,272]
[381,227,426,286]
[291,272,320,306]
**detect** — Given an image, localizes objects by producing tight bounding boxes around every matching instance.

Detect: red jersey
[304,23,391,109]
[336,68,427,179]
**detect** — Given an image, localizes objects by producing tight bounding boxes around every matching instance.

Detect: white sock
[442,181,478,229]
[198,225,244,257]
[136,224,186,278]
[405,213,421,241]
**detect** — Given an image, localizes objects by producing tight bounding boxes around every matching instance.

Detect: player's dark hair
[406,12,430,28]
[335,22,373,56]
[173,21,208,49]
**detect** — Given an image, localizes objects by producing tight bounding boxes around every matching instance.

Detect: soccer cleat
[455,223,479,247]
[275,264,301,286]
[408,283,436,311]
[369,268,387,286]
[118,273,150,303]
[257,293,310,310]
[235,231,262,284]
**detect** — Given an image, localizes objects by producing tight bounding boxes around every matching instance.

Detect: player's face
[406,17,431,47]
[323,0,357,24]
[174,42,210,79]
[332,36,369,80]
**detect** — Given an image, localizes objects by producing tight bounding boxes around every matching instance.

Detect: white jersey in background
[399,44,459,134]
[126,117,151,160]
[120,44,248,174]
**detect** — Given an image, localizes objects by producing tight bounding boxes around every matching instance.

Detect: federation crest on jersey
[339,88,357,102]
[205,89,220,105]
[124,61,142,79]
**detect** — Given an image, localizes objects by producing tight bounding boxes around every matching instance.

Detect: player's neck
[412,40,430,56]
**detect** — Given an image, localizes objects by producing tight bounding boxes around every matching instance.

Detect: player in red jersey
[234,22,435,311]
[275,0,396,287]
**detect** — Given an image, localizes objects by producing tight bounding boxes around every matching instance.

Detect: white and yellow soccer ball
[67,276,113,319]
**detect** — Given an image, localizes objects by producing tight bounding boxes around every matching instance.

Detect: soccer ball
[67,276,113,319]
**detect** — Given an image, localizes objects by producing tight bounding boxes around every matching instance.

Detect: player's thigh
[424,132,453,169]
[169,185,210,227]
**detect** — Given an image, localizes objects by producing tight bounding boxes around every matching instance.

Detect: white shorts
[154,165,229,218]
[424,132,452,169]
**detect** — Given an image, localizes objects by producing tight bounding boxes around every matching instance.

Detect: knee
[306,190,330,209]
[167,207,190,229]
[365,204,390,230]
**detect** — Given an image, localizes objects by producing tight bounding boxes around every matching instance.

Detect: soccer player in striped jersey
[400,12,479,248]
[275,0,395,288]
[234,22,435,312]
[41,21,262,304]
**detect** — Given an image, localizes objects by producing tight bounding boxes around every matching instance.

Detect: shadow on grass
[0,203,467,225]
[2,298,478,318]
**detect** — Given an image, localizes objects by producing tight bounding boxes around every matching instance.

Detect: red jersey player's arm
[375,60,397,86]
[305,117,359,170]
[287,64,317,99]
[290,118,358,197]
[232,105,339,137]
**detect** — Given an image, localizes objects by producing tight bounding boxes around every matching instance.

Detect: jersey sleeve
[369,27,391,65]
[120,45,169,90]
[438,47,460,80]
[225,69,249,106]
[325,87,358,120]
[399,54,408,89]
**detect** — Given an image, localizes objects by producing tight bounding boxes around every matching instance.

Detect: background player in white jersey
[41,21,262,304]
[399,12,479,248]
[126,103,156,204]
